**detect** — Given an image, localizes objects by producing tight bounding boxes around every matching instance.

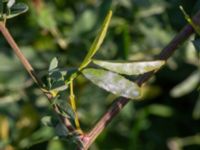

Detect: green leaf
[49,57,58,71]
[170,71,200,98]
[7,0,15,8]
[48,58,68,95]
[82,68,141,99]
[48,70,68,95]
[47,140,65,150]
[6,3,28,19]
[93,60,165,75]
[54,99,76,128]
[55,123,69,137]
[72,10,97,36]
[147,104,174,117]
[58,102,75,120]
[41,116,55,127]
[180,6,200,36]
[79,10,112,70]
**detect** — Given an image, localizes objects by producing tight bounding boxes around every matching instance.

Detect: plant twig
[0,22,43,88]
[69,79,82,133]
[79,10,200,150]
[0,22,75,133]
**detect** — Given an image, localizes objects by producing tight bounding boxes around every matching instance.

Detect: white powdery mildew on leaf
[82,68,141,99]
[93,60,165,75]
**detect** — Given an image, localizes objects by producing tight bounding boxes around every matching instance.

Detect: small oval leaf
[7,0,15,8]
[49,57,58,71]
[93,60,165,75]
[41,116,54,127]
[82,68,141,99]
[6,3,28,19]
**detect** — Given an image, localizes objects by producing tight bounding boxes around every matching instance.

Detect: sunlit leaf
[93,60,165,75]
[7,0,15,8]
[79,10,112,70]
[82,68,141,99]
[6,3,28,19]
[49,57,58,71]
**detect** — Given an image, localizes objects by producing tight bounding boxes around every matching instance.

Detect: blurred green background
[0,0,200,149]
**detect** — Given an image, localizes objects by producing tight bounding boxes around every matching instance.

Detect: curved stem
[69,79,82,133]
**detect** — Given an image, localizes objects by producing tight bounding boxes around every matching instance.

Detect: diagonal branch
[0,22,75,133]
[80,10,200,150]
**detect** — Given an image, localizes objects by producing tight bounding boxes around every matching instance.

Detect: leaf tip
[179,5,183,11]
[49,57,58,71]
[108,10,113,17]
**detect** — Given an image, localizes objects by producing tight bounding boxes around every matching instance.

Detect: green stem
[69,79,83,134]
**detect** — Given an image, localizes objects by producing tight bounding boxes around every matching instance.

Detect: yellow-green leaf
[93,60,165,75]
[180,6,200,35]
[79,10,112,70]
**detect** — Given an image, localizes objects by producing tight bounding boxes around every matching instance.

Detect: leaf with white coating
[93,60,165,75]
[82,68,141,99]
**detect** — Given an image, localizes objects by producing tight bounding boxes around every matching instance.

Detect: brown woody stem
[80,10,200,150]
[0,22,75,133]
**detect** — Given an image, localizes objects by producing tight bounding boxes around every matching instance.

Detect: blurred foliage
[0,0,200,150]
